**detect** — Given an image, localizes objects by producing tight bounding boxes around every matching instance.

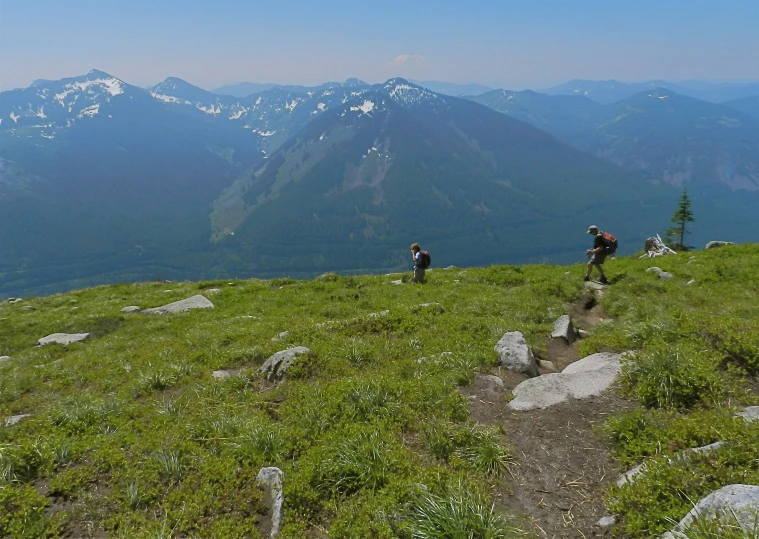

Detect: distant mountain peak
[85,69,116,79]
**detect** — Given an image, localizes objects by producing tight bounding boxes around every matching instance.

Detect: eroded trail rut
[463,294,634,538]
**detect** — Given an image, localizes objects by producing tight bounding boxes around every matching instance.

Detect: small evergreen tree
[666,188,695,250]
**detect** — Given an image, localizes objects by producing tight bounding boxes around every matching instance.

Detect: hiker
[584,225,616,284]
[410,243,430,283]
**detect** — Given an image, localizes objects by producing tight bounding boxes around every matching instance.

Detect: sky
[1,0,757,91]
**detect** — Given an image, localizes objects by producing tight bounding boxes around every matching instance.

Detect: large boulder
[142,295,214,314]
[551,315,577,344]
[494,332,539,377]
[661,484,759,538]
[38,333,90,346]
[256,467,284,538]
[508,352,622,411]
[259,347,310,380]
[705,241,735,249]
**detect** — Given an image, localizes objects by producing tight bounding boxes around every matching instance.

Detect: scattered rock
[578,329,590,339]
[256,467,285,538]
[596,515,617,527]
[412,303,445,314]
[38,333,90,346]
[271,331,290,342]
[551,315,577,344]
[616,462,648,487]
[22,306,33,310]
[121,306,141,313]
[647,266,674,280]
[8,298,22,304]
[661,484,759,538]
[617,441,724,487]
[686,280,696,286]
[205,288,221,294]
[259,347,310,380]
[391,280,403,285]
[142,295,215,315]
[537,360,557,374]
[367,310,389,318]
[445,265,457,270]
[478,374,504,391]
[0,356,10,363]
[735,407,759,423]
[212,370,232,380]
[705,241,735,249]
[494,332,539,378]
[508,352,623,411]
[646,267,663,273]
[584,281,606,291]
[4,414,31,427]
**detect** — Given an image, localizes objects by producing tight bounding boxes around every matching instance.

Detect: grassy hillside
[1,245,758,538]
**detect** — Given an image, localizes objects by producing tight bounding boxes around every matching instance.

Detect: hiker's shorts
[590,252,606,266]
[413,266,426,283]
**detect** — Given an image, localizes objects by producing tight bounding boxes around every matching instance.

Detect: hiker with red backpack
[410,243,431,283]
[584,225,617,285]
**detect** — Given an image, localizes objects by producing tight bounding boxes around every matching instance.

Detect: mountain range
[2,70,759,298]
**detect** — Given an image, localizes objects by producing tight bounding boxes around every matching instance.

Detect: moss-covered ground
[1,245,758,538]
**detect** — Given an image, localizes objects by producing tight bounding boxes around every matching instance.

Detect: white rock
[597,515,617,527]
[391,280,403,285]
[735,407,759,423]
[661,484,759,538]
[4,414,31,427]
[508,352,622,411]
[551,315,577,344]
[256,467,285,538]
[686,280,696,286]
[205,288,221,294]
[142,295,215,314]
[271,331,290,342]
[8,298,22,304]
[616,462,649,487]
[537,360,557,373]
[259,347,310,380]
[494,332,539,377]
[646,267,663,273]
[121,306,141,313]
[659,272,674,280]
[705,241,735,249]
[38,333,90,346]
[578,329,590,338]
[0,356,10,363]
[584,281,606,291]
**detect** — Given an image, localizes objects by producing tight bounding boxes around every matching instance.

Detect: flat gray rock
[38,333,90,346]
[735,407,759,423]
[121,306,141,313]
[616,462,648,487]
[661,484,759,538]
[142,295,214,314]
[391,280,403,285]
[212,370,232,380]
[538,359,557,373]
[494,332,539,377]
[705,241,735,249]
[618,441,723,487]
[658,272,674,280]
[686,280,696,286]
[551,315,577,343]
[4,414,31,427]
[646,267,663,273]
[596,515,617,527]
[259,347,310,380]
[0,356,10,363]
[584,281,606,291]
[271,331,290,342]
[256,467,284,538]
[508,352,622,411]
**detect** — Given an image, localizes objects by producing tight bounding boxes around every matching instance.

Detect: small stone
[445,265,457,270]
[271,331,290,342]
[705,241,735,249]
[212,370,232,380]
[551,315,577,344]
[646,266,663,273]
[142,295,214,315]
[4,414,31,427]
[259,347,311,380]
[22,306,33,310]
[205,288,221,294]
[391,280,403,285]
[70,307,79,311]
[686,280,696,286]
[658,272,674,280]
[494,332,539,377]
[0,356,10,363]
[121,306,141,313]
[537,360,557,373]
[38,333,90,346]
[596,515,617,527]
[578,329,590,338]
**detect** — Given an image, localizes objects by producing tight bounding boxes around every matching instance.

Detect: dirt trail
[464,294,634,538]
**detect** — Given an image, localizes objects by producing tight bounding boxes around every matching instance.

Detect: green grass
[1,246,758,537]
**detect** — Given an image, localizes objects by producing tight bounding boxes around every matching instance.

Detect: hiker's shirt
[592,234,607,262]
[414,251,423,267]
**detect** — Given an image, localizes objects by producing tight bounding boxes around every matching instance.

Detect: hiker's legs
[413,266,425,283]
[586,254,606,280]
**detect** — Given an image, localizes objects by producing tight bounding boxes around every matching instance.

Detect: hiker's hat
[587,225,598,233]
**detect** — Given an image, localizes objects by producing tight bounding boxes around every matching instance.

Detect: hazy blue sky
[1,0,757,91]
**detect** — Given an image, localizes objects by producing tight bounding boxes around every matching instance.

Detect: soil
[463,294,636,538]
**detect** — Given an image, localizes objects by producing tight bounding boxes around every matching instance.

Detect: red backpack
[601,232,618,255]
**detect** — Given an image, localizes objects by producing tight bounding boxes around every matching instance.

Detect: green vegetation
[666,188,696,250]
[1,245,758,537]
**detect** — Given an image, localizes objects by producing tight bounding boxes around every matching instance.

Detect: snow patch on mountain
[351,100,375,115]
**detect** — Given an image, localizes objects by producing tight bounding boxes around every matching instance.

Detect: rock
[597,515,617,527]
[212,370,232,380]
[618,441,723,487]
[616,462,648,487]
[38,333,90,346]
[271,331,290,342]
[391,280,403,285]
[121,306,141,313]
[259,347,310,380]
[412,303,445,314]
[494,332,539,378]
[0,356,10,363]
[478,374,504,391]
[142,295,215,315]
[4,414,31,427]
[22,306,33,310]
[445,265,457,270]
[646,267,663,273]
[256,467,285,538]
[735,407,759,423]
[551,315,577,344]
[508,352,623,411]
[8,298,22,304]
[205,288,221,294]
[661,484,759,538]
[584,281,606,291]
[680,441,723,458]
[705,241,735,249]
[686,280,696,286]
[658,272,674,280]
[537,360,557,374]
[578,329,590,338]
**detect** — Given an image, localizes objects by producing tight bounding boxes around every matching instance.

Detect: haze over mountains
[1,70,758,298]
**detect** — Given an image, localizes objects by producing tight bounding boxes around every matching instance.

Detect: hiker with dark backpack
[410,243,430,283]
[584,225,617,284]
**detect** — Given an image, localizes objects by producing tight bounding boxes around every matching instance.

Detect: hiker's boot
[583,275,590,282]
[599,276,609,285]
